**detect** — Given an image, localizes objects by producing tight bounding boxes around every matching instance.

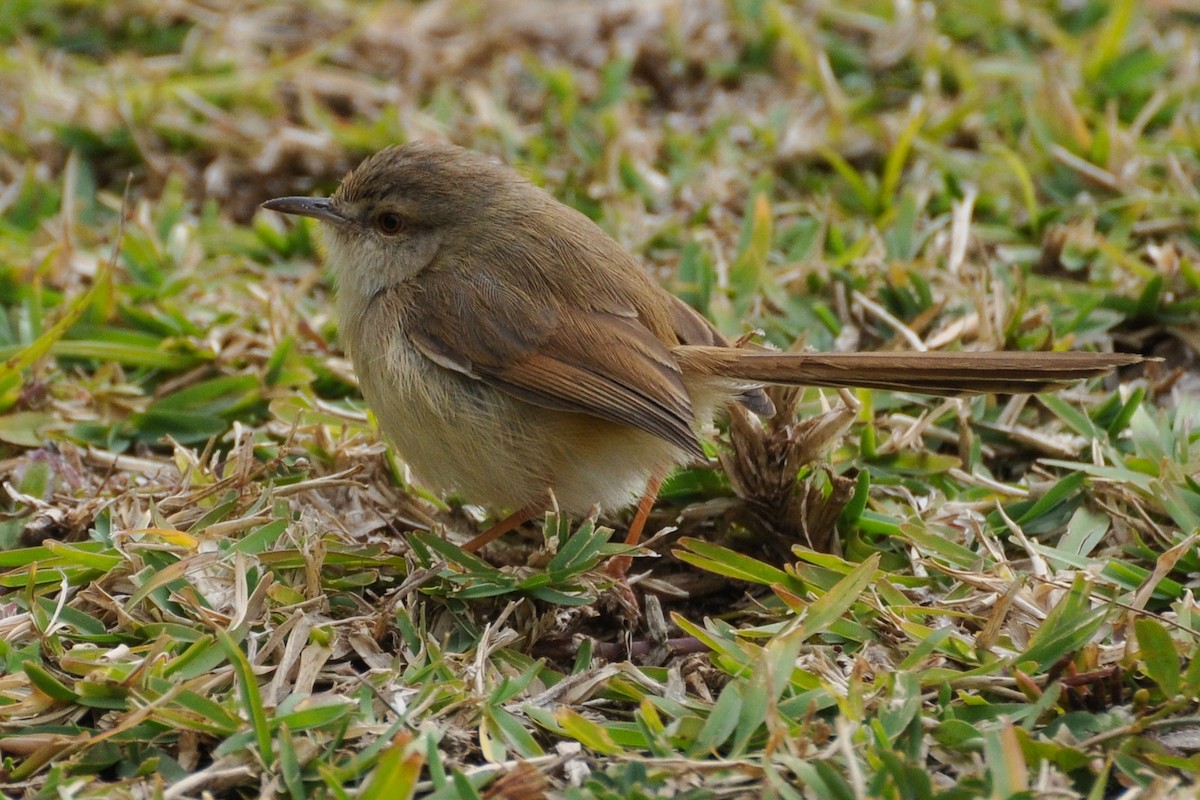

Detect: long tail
[673,347,1146,395]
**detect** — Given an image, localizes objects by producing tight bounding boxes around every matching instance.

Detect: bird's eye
[376,212,405,235]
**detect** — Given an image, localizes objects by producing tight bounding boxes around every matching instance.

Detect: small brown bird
[263,142,1142,556]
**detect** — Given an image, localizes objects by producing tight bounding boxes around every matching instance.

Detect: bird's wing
[406,273,705,460]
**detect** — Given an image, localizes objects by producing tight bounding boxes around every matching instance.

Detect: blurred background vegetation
[0,1,1197,798]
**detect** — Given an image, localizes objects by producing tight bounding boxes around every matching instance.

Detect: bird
[262,141,1144,561]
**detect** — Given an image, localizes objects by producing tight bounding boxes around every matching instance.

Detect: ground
[0,1,1198,798]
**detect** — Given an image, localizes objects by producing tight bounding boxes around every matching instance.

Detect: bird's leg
[461,504,541,553]
[623,475,663,547]
[605,472,665,578]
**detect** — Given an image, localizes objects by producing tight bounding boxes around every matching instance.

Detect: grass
[1,0,1198,797]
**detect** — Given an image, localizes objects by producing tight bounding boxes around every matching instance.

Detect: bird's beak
[261,196,348,226]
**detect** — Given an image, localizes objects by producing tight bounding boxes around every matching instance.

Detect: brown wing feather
[407,275,705,460]
[665,294,775,416]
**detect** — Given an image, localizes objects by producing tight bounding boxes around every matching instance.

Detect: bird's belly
[355,340,538,509]
[353,337,688,516]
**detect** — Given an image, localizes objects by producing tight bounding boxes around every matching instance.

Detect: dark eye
[376,212,404,235]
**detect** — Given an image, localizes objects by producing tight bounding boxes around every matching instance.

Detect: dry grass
[1,1,1198,797]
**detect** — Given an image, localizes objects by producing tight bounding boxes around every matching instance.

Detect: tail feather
[674,347,1145,396]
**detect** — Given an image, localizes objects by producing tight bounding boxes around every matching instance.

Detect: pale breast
[353,320,551,509]
[339,291,705,517]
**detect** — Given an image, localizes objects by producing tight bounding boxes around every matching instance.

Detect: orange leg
[605,473,665,578]
[461,504,540,553]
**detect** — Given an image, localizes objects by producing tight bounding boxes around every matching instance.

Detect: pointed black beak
[261,196,348,226]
